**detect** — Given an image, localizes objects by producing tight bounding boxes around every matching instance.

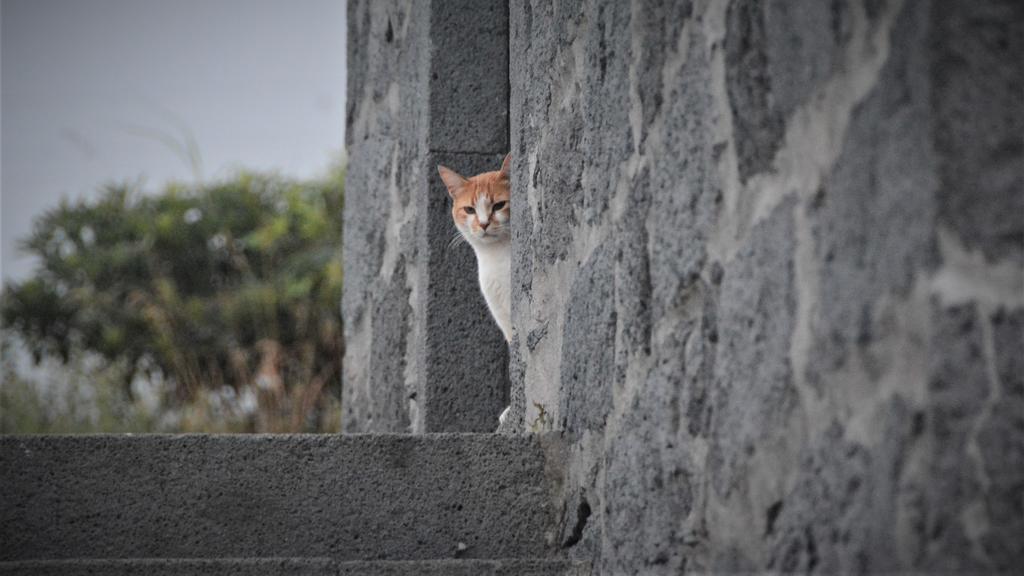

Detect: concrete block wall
[343,0,1023,571]
[343,0,510,433]
[507,0,1023,573]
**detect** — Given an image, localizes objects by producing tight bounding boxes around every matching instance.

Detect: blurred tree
[2,167,344,432]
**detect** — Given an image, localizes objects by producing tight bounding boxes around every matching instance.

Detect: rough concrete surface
[343,0,1023,572]
[503,0,1023,573]
[343,0,429,433]
[0,559,587,576]
[343,0,511,433]
[0,434,562,562]
[0,559,341,576]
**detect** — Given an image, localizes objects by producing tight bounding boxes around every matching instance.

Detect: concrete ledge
[0,558,588,576]
[0,434,564,561]
[0,559,337,576]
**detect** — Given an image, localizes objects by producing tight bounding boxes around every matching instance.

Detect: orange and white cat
[438,154,512,424]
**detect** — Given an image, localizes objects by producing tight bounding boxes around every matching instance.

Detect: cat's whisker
[448,232,468,250]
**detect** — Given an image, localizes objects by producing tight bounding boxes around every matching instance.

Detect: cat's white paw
[498,405,510,424]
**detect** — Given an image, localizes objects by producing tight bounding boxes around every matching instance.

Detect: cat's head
[437,153,511,246]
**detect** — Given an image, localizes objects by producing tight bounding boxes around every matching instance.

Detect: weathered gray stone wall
[508,0,1023,573]
[345,0,1022,569]
[343,0,510,432]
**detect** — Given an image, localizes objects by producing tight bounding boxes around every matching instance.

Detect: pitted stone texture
[725,0,851,181]
[990,308,1024,399]
[932,0,1024,264]
[428,0,509,154]
[723,0,782,182]
[0,435,561,562]
[602,373,698,574]
[360,261,413,431]
[341,0,1023,571]
[504,0,1023,572]
[629,1,691,154]
[807,0,938,391]
[977,317,1024,568]
[612,166,652,390]
[422,152,510,432]
[0,559,340,576]
[559,242,615,434]
[343,0,429,432]
[528,115,584,267]
[578,0,633,226]
[985,305,1024,562]
[344,0,511,432]
[710,200,799,500]
[647,24,718,323]
[505,146,533,432]
[510,1,584,268]
[599,21,722,574]
[763,401,918,574]
[507,0,587,433]
[341,143,388,331]
[920,303,991,572]
[0,559,588,576]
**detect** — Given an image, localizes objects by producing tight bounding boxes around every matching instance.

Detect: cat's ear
[499,153,512,180]
[437,165,468,198]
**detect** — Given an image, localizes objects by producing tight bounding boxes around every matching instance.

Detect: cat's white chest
[473,244,511,342]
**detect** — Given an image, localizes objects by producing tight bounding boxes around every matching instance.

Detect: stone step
[0,434,565,562]
[0,558,588,576]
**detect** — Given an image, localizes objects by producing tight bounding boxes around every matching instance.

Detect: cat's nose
[479,221,490,230]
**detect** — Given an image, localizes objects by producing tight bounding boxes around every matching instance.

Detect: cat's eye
[464,206,475,215]
[493,201,507,211]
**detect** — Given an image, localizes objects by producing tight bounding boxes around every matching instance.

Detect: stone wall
[343,0,510,433]
[507,0,1022,572]
[344,0,1024,572]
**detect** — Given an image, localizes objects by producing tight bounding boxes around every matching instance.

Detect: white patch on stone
[932,227,1024,308]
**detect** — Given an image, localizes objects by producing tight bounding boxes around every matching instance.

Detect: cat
[437,153,512,425]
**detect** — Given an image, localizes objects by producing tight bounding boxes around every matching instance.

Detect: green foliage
[2,167,345,432]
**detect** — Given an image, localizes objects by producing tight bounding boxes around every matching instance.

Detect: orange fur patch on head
[437,154,511,244]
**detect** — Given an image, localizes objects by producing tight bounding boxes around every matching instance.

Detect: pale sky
[1,0,347,282]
